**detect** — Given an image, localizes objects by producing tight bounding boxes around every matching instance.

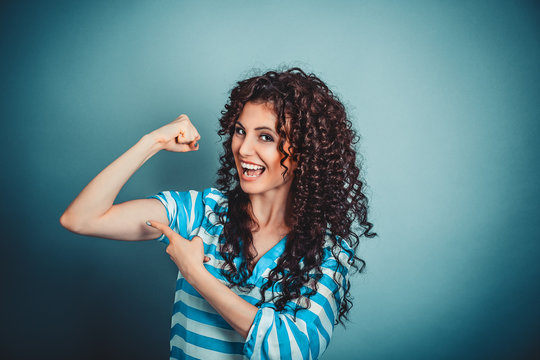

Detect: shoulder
[195,188,228,223]
[297,233,353,303]
[183,187,229,219]
[198,188,228,230]
[320,232,354,276]
[200,187,228,210]
[157,188,227,209]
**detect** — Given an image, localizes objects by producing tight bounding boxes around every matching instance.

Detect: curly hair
[216,67,376,325]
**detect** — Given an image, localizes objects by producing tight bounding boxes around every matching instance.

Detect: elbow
[59,211,74,231]
[59,211,85,233]
[244,309,322,360]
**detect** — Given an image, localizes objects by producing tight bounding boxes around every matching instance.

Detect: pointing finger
[146,220,182,240]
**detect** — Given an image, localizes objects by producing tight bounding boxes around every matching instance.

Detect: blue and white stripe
[149,188,351,360]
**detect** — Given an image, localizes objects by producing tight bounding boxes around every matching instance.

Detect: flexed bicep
[74,198,169,241]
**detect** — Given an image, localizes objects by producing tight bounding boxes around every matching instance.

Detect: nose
[238,134,255,157]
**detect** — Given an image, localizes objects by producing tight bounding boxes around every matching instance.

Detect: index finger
[146,220,180,239]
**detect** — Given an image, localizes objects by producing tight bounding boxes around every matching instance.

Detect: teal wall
[2,0,539,359]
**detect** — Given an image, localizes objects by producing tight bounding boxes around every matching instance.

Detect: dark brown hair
[216,67,376,324]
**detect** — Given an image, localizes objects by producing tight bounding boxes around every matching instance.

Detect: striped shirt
[149,188,352,360]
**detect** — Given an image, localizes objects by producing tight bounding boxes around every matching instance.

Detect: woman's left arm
[146,220,259,338]
[190,265,259,338]
[242,260,348,360]
[147,220,349,359]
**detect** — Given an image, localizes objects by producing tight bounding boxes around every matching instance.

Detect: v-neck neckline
[246,235,287,284]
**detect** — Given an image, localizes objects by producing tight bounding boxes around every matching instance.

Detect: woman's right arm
[59,114,200,241]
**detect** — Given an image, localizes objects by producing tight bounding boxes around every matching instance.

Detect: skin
[147,102,295,335]
[232,101,296,264]
[60,104,295,339]
[59,114,200,240]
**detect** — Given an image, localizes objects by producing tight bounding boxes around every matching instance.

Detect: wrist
[186,265,212,289]
[139,133,165,156]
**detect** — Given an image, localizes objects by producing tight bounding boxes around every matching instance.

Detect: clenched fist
[149,114,201,152]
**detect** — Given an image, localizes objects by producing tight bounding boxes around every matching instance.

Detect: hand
[146,220,210,281]
[149,114,201,152]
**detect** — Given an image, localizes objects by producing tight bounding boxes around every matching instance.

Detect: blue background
[2,0,539,359]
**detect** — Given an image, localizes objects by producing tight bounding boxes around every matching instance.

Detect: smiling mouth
[241,161,266,178]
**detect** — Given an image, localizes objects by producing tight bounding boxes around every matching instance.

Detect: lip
[238,159,265,182]
[240,171,261,182]
[240,159,264,167]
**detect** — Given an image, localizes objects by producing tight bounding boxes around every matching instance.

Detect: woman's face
[231,101,295,197]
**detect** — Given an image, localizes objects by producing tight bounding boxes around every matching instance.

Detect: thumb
[188,139,200,151]
[191,236,209,262]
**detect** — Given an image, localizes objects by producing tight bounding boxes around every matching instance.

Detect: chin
[239,181,262,194]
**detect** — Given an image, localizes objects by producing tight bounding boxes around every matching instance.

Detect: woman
[60,67,376,359]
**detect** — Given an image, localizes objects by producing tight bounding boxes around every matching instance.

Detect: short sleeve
[243,240,352,360]
[147,190,206,244]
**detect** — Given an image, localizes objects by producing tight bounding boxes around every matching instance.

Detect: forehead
[237,102,278,129]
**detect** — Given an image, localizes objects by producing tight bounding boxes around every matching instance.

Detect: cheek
[231,137,240,155]
[261,147,281,166]
[266,153,290,176]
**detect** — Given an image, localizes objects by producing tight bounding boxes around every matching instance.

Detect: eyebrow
[235,121,277,134]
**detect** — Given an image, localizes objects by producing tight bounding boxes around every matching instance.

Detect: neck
[247,186,292,232]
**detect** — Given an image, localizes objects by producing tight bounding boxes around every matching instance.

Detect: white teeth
[241,162,264,170]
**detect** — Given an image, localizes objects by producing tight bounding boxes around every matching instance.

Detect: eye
[234,126,245,135]
[260,134,274,142]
